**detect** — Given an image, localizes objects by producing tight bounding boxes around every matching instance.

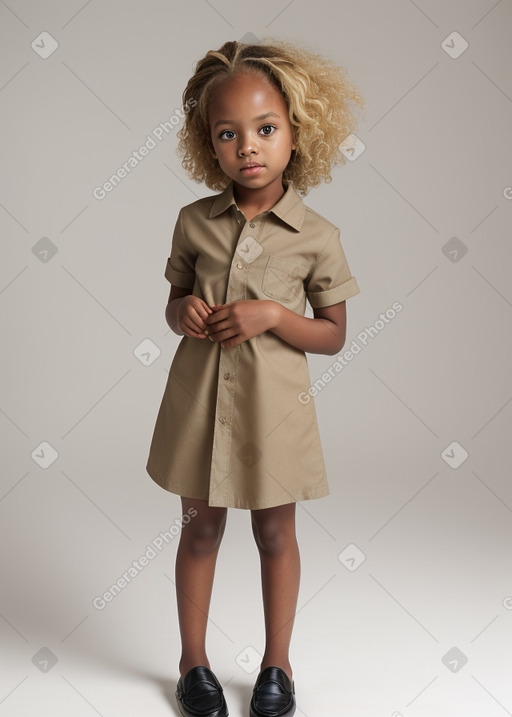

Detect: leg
[251,502,300,682]
[175,497,227,679]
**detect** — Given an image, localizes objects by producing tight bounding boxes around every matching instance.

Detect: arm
[204,299,347,355]
[270,301,347,355]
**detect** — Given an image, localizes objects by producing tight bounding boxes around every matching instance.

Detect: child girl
[146,38,365,717]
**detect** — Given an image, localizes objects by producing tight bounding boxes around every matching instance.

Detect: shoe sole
[176,693,229,717]
[249,704,295,717]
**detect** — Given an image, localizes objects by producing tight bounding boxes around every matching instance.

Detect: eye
[259,124,276,136]
[219,129,236,140]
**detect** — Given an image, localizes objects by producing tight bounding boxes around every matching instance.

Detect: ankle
[179,656,210,679]
[259,660,292,682]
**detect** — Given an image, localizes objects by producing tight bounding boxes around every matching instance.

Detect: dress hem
[146,461,330,510]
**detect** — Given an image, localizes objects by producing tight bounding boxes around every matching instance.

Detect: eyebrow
[213,112,280,128]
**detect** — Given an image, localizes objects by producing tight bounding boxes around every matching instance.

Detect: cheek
[209,134,224,159]
[278,128,295,151]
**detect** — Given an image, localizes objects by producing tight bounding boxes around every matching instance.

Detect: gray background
[1,0,511,715]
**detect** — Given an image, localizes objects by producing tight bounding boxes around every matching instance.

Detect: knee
[184,518,226,557]
[251,519,294,556]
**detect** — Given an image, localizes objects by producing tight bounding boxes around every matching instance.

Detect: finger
[199,301,213,316]
[219,334,242,348]
[204,321,229,339]
[204,309,229,326]
[183,319,207,337]
[184,315,207,336]
[203,325,221,341]
[206,327,239,344]
[196,306,211,321]
[190,309,210,330]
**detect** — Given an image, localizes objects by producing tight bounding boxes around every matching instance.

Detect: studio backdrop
[1,1,511,715]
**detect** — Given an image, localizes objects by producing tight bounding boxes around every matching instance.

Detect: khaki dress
[146,181,360,510]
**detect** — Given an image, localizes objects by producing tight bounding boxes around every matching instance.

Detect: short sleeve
[305,227,360,308]
[164,208,197,288]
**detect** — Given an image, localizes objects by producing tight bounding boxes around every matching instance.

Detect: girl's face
[208,72,296,195]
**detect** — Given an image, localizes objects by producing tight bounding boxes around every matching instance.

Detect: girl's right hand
[175,294,213,338]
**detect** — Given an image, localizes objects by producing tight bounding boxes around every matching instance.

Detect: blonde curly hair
[177,38,366,195]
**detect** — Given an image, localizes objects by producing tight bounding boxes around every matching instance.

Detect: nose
[237,132,258,157]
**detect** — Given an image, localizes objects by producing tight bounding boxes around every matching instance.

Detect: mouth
[240,163,264,175]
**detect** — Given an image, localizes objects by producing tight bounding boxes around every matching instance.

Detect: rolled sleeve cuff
[164,257,195,288]
[307,276,360,308]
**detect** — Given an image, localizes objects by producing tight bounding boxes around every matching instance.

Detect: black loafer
[249,666,295,717]
[175,665,229,717]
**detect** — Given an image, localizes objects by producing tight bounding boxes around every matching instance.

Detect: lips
[241,163,264,173]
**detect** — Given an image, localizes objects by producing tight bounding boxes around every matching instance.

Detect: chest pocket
[262,255,310,303]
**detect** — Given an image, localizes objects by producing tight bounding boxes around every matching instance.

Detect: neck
[232,180,286,219]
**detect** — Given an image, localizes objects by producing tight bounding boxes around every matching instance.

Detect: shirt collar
[209,180,306,232]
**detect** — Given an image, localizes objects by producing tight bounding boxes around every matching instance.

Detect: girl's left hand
[203,300,279,348]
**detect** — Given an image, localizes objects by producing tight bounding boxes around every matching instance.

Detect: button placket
[208,217,247,504]
[208,211,267,505]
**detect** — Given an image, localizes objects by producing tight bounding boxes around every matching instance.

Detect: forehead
[208,72,287,118]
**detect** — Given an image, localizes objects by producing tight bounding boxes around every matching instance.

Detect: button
[250,222,256,228]
[223,372,231,380]
[236,262,243,269]
[219,416,230,425]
